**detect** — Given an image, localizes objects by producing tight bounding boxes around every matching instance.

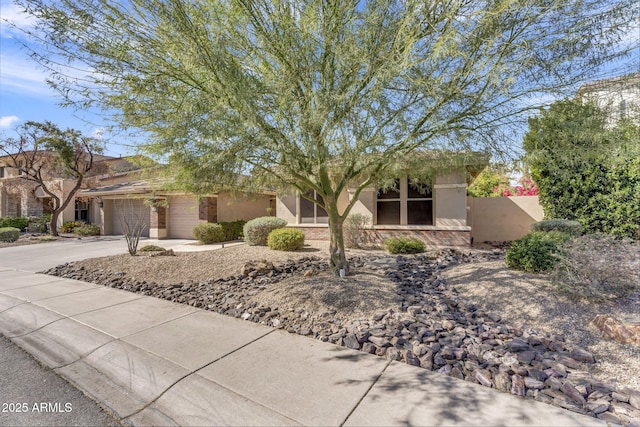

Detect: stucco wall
[467,196,544,243]
[217,192,273,222]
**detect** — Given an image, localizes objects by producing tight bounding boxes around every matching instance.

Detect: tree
[0,121,103,236]
[467,164,512,197]
[13,0,638,272]
[523,98,640,238]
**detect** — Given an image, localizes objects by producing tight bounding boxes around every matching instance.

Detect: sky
[1,0,638,160]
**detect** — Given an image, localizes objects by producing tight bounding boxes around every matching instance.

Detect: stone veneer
[291,226,471,247]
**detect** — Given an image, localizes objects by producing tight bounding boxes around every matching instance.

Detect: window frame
[299,190,329,224]
[375,177,434,226]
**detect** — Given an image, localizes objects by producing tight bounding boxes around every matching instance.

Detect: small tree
[117,198,149,255]
[467,164,513,197]
[0,121,103,236]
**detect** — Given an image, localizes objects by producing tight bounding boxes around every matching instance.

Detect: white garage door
[112,199,150,237]
[169,196,200,239]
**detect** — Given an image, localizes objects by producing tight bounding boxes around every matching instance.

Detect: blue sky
[1,0,638,160]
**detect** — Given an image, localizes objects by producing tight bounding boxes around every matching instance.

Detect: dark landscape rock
[42,249,640,425]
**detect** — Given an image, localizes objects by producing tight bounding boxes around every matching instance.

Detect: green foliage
[193,223,226,244]
[139,244,166,252]
[243,217,287,246]
[531,219,582,236]
[551,234,640,302]
[16,0,638,270]
[505,231,572,273]
[0,227,21,243]
[61,221,83,233]
[219,220,246,241]
[467,164,512,197]
[343,213,371,249]
[267,228,305,251]
[74,224,101,236]
[524,98,640,239]
[0,217,30,231]
[384,237,426,254]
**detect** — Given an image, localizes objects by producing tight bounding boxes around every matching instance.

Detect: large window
[300,191,328,224]
[75,200,89,221]
[376,178,433,225]
[0,167,4,178]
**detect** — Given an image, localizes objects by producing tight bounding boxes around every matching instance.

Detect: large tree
[0,121,104,236]
[523,98,640,238]
[13,0,638,271]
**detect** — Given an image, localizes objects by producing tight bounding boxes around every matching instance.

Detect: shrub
[344,213,371,249]
[267,228,305,251]
[219,220,246,241]
[244,216,287,246]
[0,217,30,231]
[193,222,226,244]
[74,224,101,236]
[551,234,640,302]
[139,244,166,252]
[0,227,20,243]
[531,219,582,236]
[384,237,426,254]
[61,221,83,233]
[505,231,572,273]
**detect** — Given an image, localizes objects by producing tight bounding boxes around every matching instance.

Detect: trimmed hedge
[219,220,246,241]
[139,244,166,252]
[244,217,287,246]
[0,217,29,231]
[74,224,101,236]
[384,237,426,254]
[505,231,572,273]
[193,223,226,244]
[267,228,305,251]
[61,221,83,233]
[531,219,582,236]
[0,227,20,243]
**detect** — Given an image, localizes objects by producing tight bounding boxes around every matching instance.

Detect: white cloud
[0,1,36,38]
[0,52,53,96]
[0,115,19,128]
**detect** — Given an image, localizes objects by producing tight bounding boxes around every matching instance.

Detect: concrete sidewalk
[0,268,606,426]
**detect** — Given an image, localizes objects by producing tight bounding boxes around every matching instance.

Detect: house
[276,152,487,247]
[77,172,275,239]
[576,72,640,126]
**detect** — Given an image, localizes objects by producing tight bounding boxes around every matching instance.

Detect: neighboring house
[576,72,640,126]
[78,173,275,239]
[0,153,115,226]
[276,152,487,247]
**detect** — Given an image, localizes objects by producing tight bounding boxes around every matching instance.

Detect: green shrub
[384,237,426,254]
[244,216,287,246]
[139,244,166,252]
[219,220,246,241]
[531,219,582,236]
[74,224,101,236]
[61,221,83,233]
[0,217,30,231]
[193,222,226,244]
[505,231,572,273]
[267,228,305,251]
[551,234,640,302]
[344,213,371,249]
[0,227,20,243]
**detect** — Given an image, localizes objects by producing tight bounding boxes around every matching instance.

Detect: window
[376,178,433,225]
[75,200,89,221]
[0,167,4,178]
[300,191,328,224]
[376,180,400,225]
[17,161,24,175]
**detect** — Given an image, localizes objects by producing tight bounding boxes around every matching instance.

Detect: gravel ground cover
[44,243,640,425]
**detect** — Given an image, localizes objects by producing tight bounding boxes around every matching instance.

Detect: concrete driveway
[0,236,207,272]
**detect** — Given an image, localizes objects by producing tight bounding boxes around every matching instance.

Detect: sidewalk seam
[339,359,392,427]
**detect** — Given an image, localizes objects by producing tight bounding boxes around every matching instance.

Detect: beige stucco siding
[276,194,297,224]
[434,185,467,227]
[111,198,150,237]
[468,196,544,242]
[217,192,272,222]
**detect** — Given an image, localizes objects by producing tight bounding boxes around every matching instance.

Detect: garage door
[112,199,150,237]
[169,196,200,239]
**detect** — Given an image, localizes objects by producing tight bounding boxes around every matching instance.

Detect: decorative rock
[560,381,586,405]
[369,336,391,347]
[494,372,511,393]
[511,375,525,396]
[517,351,537,365]
[586,400,610,414]
[362,342,376,354]
[569,347,596,364]
[597,411,623,424]
[386,348,400,361]
[475,370,493,388]
[591,315,640,344]
[613,391,630,403]
[505,339,530,352]
[343,334,361,350]
[405,350,420,367]
[629,389,640,410]
[524,377,545,390]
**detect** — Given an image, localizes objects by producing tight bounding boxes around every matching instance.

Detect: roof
[78,180,155,197]
[576,72,640,97]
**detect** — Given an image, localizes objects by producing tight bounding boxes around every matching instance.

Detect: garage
[111,199,150,237]
[168,195,200,239]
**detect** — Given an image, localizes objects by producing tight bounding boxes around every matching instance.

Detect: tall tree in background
[523,98,640,238]
[0,121,103,236]
[12,0,638,272]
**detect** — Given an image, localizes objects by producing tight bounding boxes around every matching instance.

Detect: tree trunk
[49,210,60,237]
[328,209,349,276]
